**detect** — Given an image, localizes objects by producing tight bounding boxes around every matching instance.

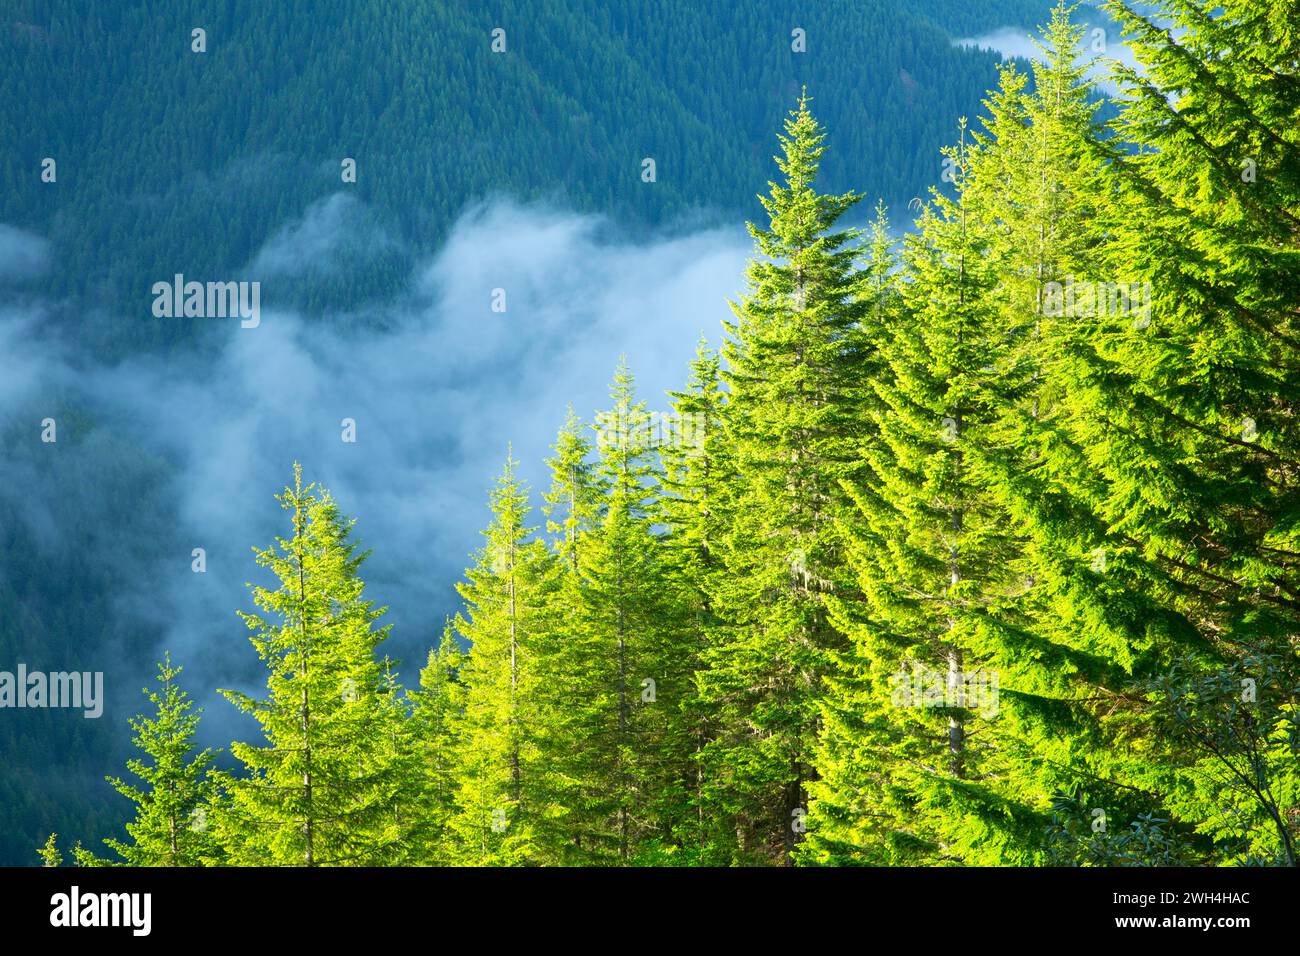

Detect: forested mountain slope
[2,0,1049,347]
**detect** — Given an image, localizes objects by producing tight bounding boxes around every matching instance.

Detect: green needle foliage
[701,92,868,864]
[87,655,221,867]
[407,624,465,864]
[657,340,736,861]
[446,452,550,865]
[215,464,415,866]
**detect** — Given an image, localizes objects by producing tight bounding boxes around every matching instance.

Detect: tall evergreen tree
[408,623,466,864]
[215,465,414,866]
[804,203,912,864]
[657,339,735,860]
[446,451,551,864]
[957,5,1187,864]
[535,362,690,862]
[98,655,222,866]
[812,116,1028,863]
[1074,0,1300,863]
[705,92,868,863]
[530,409,602,861]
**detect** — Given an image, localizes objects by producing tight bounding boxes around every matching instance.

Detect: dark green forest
[1,0,1052,347]
[28,1,1300,867]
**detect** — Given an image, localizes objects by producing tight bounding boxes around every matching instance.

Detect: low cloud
[0,198,750,741]
[250,192,397,279]
[0,224,51,281]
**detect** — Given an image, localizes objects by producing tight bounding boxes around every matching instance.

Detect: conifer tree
[811,115,1030,863]
[530,409,603,860]
[1073,0,1300,861]
[96,655,222,866]
[705,92,868,863]
[657,339,735,860]
[803,203,910,864]
[446,452,551,864]
[543,407,601,575]
[935,6,1141,862]
[38,834,62,867]
[216,464,414,866]
[809,7,1190,864]
[373,657,424,865]
[536,362,689,862]
[956,6,1185,863]
[408,623,465,864]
